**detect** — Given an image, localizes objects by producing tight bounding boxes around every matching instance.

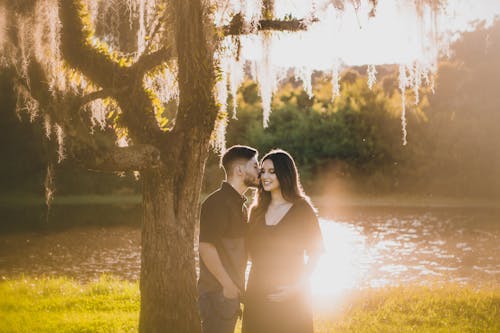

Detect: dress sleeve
[199,198,228,244]
[301,201,325,256]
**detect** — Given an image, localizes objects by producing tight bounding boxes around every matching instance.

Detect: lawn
[0,276,498,332]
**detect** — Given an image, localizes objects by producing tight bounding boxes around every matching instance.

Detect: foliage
[3,17,500,200]
[216,70,427,194]
[204,19,500,198]
[418,20,500,197]
[0,1,468,331]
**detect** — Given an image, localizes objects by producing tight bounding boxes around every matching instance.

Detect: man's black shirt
[198,182,248,294]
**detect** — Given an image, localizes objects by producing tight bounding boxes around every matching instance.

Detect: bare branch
[133,47,173,74]
[143,10,166,54]
[258,18,316,32]
[80,90,109,106]
[223,13,317,36]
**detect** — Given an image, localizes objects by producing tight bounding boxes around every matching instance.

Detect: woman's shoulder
[293,197,318,215]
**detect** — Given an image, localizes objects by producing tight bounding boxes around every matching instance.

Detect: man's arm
[199,242,240,299]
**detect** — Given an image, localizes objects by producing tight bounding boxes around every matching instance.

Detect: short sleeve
[301,202,325,256]
[199,199,228,244]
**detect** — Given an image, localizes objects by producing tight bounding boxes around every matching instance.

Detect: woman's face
[260,159,280,192]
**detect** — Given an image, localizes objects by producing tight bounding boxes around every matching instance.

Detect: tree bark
[139,166,202,333]
[138,0,217,331]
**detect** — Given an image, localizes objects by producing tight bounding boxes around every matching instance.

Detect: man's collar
[221,181,247,203]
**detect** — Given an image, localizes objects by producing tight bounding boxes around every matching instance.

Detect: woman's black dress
[242,198,324,333]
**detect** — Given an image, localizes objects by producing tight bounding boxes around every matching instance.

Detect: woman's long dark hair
[250,149,312,223]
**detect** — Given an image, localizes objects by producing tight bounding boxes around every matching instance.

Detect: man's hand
[222,281,240,299]
[199,242,241,299]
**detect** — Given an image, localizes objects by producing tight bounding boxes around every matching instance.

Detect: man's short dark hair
[221,145,257,176]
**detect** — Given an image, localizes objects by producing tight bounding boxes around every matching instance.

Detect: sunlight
[310,219,369,297]
[236,0,500,67]
[215,0,500,142]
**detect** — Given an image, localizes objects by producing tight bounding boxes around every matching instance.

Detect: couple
[198,145,324,333]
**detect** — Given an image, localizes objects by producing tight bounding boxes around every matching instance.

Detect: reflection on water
[312,207,500,298]
[0,207,499,297]
[0,227,141,281]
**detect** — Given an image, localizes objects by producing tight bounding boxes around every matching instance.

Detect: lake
[0,205,498,303]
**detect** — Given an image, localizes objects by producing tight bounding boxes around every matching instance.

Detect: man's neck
[226,179,247,196]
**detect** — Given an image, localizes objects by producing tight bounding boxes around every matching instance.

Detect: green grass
[0,277,498,333]
[315,285,500,333]
[0,276,139,333]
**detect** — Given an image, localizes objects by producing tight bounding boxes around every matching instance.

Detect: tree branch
[59,0,166,144]
[80,90,109,106]
[133,47,173,75]
[258,18,315,32]
[223,13,317,36]
[20,62,161,172]
[59,0,125,89]
[142,10,166,55]
[73,144,162,172]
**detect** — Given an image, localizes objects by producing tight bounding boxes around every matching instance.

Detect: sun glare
[238,0,500,67]
[214,0,500,145]
[310,219,368,297]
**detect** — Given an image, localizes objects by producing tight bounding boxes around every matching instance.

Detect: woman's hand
[266,278,307,302]
[266,285,296,302]
[266,276,309,302]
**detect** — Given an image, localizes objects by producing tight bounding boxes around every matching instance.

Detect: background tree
[0,0,448,332]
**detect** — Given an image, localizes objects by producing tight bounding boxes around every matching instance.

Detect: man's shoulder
[201,187,225,209]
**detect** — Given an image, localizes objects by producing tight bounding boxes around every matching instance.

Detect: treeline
[206,19,500,198]
[1,20,499,199]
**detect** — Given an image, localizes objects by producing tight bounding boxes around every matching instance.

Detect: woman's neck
[270,189,288,205]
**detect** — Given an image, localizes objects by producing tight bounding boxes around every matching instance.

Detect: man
[198,145,260,333]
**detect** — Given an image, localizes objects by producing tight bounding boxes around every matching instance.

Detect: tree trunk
[139,166,202,333]
[139,0,217,331]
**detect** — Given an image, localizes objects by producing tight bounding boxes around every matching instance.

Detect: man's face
[242,156,260,188]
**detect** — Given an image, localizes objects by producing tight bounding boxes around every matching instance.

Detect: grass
[0,277,498,333]
[314,285,500,333]
[0,276,139,333]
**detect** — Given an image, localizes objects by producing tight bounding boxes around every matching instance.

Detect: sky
[237,0,500,67]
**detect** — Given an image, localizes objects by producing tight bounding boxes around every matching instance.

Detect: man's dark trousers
[199,291,240,333]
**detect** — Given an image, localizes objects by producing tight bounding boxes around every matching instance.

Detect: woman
[242,149,324,333]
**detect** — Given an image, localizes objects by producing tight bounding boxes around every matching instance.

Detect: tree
[0,0,445,331]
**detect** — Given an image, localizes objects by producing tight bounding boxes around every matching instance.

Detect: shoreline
[312,195,500,209]
[1,193,499,208]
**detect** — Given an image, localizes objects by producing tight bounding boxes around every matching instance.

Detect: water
[0,206,498,297]
[311,206,500,297]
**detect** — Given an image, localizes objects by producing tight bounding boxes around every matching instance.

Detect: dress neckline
[264,201,296,227]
